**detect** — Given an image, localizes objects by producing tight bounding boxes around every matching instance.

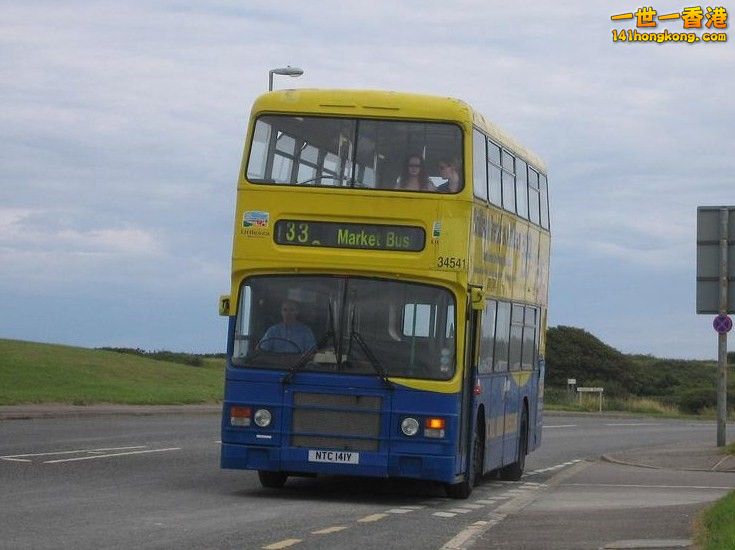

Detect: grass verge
[695,443,734,549]
[545,389,681,416]
[697,490,735,549]
[0,339,224,405]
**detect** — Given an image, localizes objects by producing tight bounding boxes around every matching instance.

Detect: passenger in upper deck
[436,159,462,193]
[395,155,431,192]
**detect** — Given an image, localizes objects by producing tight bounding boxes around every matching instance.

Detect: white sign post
[577,387,604,413]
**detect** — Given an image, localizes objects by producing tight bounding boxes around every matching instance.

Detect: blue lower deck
[220,368,463,484]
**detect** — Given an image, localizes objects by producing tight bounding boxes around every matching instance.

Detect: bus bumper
[221,443,457,484]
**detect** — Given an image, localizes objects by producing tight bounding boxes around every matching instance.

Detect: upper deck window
[246,115,463,194]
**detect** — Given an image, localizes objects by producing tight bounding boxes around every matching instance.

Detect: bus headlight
[401,417,419,436]
[254,408,272,428]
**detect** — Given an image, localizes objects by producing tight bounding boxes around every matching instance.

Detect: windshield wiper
[282,301,337,385]
[346,306,393,390]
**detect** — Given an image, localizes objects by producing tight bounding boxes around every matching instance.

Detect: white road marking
[526,459,583,476]
[545,424,577,428]
[386,508,412,514]
[44,447,180,463]
[474,499,497,505]
[433,512,457,518]
[604,423,661,427]
[448,508,473,514]
[357,513,388,523]
[2,446,145,459]
[462,504,485,509]
[440,515,505,549]
[311,526,348,535]
[711,455,732,471]
[263,539,301,549]
[566,483,735,490]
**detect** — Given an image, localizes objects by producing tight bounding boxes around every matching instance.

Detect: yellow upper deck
[227,89,551,393]
[248,89,547,175]
[233,89,550,299]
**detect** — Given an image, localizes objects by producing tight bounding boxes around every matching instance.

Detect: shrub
[546,326,640,397]
[676,387,717,414]
[99,347,204,367]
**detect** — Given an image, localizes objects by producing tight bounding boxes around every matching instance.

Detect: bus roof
[251,89,548,174]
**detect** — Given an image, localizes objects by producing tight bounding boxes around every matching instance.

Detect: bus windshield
[246,116,463,193]
[232,275,456,380]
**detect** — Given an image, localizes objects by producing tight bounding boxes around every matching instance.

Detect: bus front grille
[290,392,381,452]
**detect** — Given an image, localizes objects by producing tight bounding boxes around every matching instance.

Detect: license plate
[308,450,359,464]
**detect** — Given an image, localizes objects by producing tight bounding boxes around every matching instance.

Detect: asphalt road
[0,413,731,549]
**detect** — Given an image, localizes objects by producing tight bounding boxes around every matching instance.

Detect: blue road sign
[713,314,733,334]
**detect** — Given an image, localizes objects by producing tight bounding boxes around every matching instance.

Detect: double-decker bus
[219,89,551,498]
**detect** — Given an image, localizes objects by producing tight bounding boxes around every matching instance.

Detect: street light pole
[268,66,304,91]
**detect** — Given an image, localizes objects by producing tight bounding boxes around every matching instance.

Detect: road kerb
[439,460,591,550]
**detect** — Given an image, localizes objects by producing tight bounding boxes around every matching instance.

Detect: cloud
[1,0,733,355]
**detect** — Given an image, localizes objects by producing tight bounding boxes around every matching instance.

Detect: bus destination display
[274,220,425,251]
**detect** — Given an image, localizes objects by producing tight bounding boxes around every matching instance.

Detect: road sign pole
[717,208,728,447]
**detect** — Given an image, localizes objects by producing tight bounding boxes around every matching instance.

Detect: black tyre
[445,424,482,499]
[499,408,528,481]
[258,470,288,488]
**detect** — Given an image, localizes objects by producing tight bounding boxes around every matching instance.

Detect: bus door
[477,300,501,472]
[457,299,479,476]
[502,304,524,464]
[489,301,512,467]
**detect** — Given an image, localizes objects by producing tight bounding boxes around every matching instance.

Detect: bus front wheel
[258,470,288,488]
[445,426,482,499]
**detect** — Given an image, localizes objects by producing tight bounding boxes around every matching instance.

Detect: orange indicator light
[231,406,252,418]
[425,417,445,430]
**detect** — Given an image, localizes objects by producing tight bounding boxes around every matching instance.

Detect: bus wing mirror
[219,295,231,316]
[470,288,485,310]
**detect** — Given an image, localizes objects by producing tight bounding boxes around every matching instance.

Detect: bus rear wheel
[499,408,528,481]
[258,470,288,488]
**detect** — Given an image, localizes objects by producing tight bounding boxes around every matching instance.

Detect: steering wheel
[256,337,301,354]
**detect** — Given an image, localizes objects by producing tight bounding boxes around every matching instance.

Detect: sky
[1,1,733,358]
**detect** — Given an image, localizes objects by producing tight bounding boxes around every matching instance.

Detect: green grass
[544,388,710,418]
[698,491,735,549]
[0,339,224,405]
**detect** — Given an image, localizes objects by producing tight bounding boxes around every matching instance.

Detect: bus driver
[258,299,316,353]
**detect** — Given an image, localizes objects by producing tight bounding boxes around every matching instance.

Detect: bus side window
[487,141,502,206]
[515,159,528,220]
[501,150,516,213]
[509,304,524,371]
[478,300,497,374]
[493,301,511,372]
[472,129,488,201]
[540,174,550,230]
[521,307,538,370]
[247,119,271,180]
[528,168,541,226]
